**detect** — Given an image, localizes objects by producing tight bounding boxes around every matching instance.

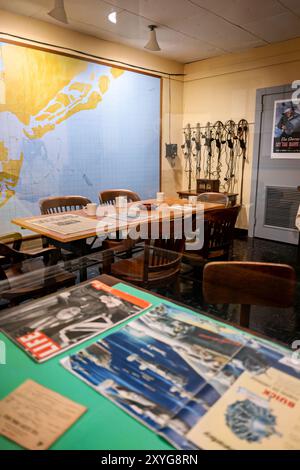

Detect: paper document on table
[187,368,300,450]
[170,204,186,210]
[171,203,203,213]
[93,216,121,234]
[0,380,86,450]
[108,211,154,223]
[30,214,99,234]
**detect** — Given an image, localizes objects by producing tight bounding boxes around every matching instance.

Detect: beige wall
[183,38,300,228]
[2,9,300,226]
[0,8,184,197]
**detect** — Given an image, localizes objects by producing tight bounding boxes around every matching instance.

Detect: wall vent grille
[264,186,300,230]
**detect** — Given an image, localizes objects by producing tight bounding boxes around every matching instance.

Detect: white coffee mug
[188,195,198,205]
[85,203,97,216]
[156,192,165,202]
[115,196,127,208]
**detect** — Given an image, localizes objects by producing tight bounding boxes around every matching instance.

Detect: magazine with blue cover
[61,302,300,449]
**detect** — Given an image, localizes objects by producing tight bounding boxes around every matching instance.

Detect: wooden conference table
[12,198,223,280]
[0,275,289,451]
[12,198,222,244]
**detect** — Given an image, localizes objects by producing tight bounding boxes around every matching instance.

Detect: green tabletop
[0,283,288,450]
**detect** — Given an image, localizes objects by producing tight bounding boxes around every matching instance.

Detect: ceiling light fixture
[144,25,161,52]
[48,0,68,24]
[108,11,117,24]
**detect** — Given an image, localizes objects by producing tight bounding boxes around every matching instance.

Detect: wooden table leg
[240,304,251,328]
[74,240,89,282]
[48,239,89,281]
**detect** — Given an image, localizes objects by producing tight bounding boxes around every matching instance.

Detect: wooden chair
[0,233,22,265]
[0,232,22,251]
[109,218,187,291]
[184,205,241,266]
[99,189,140,205]
[197,192,229,207]
[100,190,141,253]
[39,195,98,254]
[39,195,91,214]
[111,245,183,291]
[203,261,296,328]
[0,240,76,306]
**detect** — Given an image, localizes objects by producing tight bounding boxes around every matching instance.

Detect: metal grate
[264,186,300,230]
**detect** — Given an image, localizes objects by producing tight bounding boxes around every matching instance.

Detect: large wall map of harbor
[0,41,160,232]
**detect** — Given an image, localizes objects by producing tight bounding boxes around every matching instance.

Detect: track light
[48,0,68,24]
[108,11,117,24]
[144,25,161,52]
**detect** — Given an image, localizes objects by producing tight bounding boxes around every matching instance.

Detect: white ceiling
[1,0,300,63]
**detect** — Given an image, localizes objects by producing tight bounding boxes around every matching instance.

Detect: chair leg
[102,250,114,274]
[240,304,251,328]
[172,277,181,299]
[42,236,49,249]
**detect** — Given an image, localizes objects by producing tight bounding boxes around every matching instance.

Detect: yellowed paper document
[30,214,99,234]
[0,380,86,450]
[187,368,300,450]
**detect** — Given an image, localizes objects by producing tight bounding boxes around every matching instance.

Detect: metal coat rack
[181,119,249,202]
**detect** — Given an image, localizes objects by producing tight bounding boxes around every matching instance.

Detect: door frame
[248,83,293,238]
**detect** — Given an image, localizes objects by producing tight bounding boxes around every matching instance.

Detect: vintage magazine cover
[61,303,300,450]
[0,280,151,363]
[271,99,300,158]
[187,368,300,450]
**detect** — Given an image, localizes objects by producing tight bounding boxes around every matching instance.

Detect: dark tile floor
[2,236,298,346]
[167,237,300,346]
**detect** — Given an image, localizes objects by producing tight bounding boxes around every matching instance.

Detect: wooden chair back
[143,245,183,285]
[0,266,8,286]
[99,189,140,205]
[184,206,240,260]
[0,243,43,292]
[203,261,296,327]
[0,242,27,264]
[0,232,22,250]
[142,216,190,286]
[111,216,189,290]
[0,245,75,305]
[203,205,240,259]
[0,235,28,285]
[198,192,229,206]
[0,245,40,295]
[146,216,187,252]
[0,233,23,269]
[39,196,91,214]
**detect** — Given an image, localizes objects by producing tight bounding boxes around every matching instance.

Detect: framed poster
[271,99,300,158]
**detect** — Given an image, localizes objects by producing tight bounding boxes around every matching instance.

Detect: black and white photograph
[0,280,150,362]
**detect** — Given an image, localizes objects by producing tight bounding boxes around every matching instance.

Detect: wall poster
[271,99,300,158]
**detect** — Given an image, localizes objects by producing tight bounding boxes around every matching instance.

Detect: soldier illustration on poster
[271,99,300,158]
